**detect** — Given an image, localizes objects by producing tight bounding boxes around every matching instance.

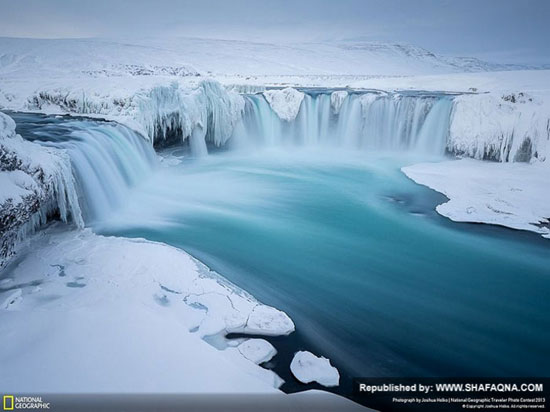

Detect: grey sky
[0,0,549,64]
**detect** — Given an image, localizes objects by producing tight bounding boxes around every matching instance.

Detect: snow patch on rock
[263,88,305,122]
[290,351,340,387]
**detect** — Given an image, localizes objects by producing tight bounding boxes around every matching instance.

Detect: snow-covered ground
[403,159,550,238]
[1,36,535,80]
[0,223,293,392]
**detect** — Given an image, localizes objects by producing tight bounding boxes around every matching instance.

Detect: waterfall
[67,123,157,222]
[11,89,454,227]
[229,91,453,154]
[15,116,157,224]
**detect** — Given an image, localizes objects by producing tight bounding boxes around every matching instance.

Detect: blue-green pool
[97,148,550,380]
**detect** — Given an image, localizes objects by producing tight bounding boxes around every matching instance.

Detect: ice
[0,224,293,392]
[134,80,245,147]
[23,80,245,150]
[0,112,83,267]
[290,351,340,387]
[263,88,305,122]
[403,159,550,238]
[330,90,348,114]
[244,304,295,336]
[448,92,549,162]
[238,339,277,364]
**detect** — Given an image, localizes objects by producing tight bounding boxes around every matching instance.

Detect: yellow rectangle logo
[3,395,14,411]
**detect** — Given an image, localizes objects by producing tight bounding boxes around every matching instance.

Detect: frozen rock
[330,90,348,114]
[449,93,549,163]
[238,339,277,364]
[290,351,340,387]
[244,304,295,336]
[24,80,245,149]
[263,87,304,122]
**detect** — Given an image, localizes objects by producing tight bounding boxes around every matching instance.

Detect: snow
[403,159,550,238]
[0,113,83,224]
[18,80,245,149]
[290,351,340,387]
[0,170,37,205]
[0,112,83,267]
[0,37,527,79]
[263,88,305,122]
[238,339,277,364]
[0,224,292,392]
[330,90,348,114]
[448,92,550,162]
[245,304,295,335]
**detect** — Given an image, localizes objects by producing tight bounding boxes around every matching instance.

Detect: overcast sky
[0,0,549,64]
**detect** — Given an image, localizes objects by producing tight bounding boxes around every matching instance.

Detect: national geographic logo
[3,396,14,411]
[2,396,50,410]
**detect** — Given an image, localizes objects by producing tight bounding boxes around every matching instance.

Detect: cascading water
[11,113,157,224]
[229,91,453,154]
[8,89,455,235]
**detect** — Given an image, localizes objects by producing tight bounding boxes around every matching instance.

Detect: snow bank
[449,92,550,162]
[263,88,305,121]
[0,112,83,267]
[403,159,550,238]
[290,351,340,387]
[0,224,292,392]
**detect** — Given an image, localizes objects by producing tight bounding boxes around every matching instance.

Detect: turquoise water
[11,111,550,387]
[97,148,550,379]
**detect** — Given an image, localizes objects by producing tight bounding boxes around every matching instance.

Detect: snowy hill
[0,36,541,78]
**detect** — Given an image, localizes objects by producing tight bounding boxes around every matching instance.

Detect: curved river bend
[9,91,550,396]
